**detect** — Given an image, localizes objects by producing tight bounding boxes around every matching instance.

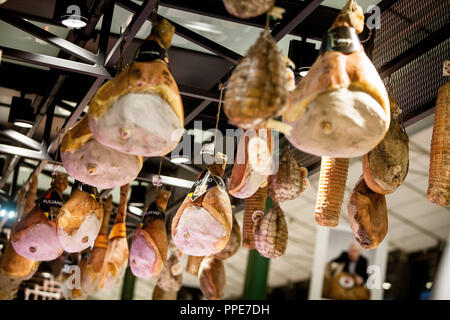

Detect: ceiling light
[128,206,143,217]
[299,67,310,77]
[0,209,5,217]
[426,282,432,290]
[170,155,190,164]
[8,211,15,219]
[57,2,88,29]
[8,96,35,129]
[61,14,87,29]
[184,22,222,34]
[382,282,391,290]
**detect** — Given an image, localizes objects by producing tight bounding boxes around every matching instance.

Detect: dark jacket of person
[332,252,368,282]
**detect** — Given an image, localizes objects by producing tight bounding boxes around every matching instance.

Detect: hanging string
[118,26,125,71]
[52,125,64,177]
[360,25,373,44]
[151,0,160,26]
[213,83,224,148]
[156,157,163,192]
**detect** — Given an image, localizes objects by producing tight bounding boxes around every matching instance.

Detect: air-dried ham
[130,189,170,279]
[88,19,183,157]
[76,195,114,297]
[57,182,103,253]
[363,96,409,194]
[98,184,130,289]
[172,153,232,256]
[0,175,39,300]
[348,177,388,249]
[228,129,274,199]
[283,0,390,158]
[61,115,143,189]
[11,173,68,261]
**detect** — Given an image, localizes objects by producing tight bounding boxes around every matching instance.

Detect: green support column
[121,266,136,300]
[242,197,273,300]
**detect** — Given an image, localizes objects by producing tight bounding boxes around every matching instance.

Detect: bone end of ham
[61,115,143,189]
[57,213,101,253]
[88,93,183,157]
[286,89,388,158]
[129,231,158,279]
[172,205,227,256]
[11,217,63,261]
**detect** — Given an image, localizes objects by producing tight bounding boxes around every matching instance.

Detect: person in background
[332,243,368,286]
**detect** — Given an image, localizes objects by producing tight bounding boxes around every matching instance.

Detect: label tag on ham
[134,40,169,64]
[188,169,226,201]
[39,191,64,220]
[320,26,362,54]
[140,202,165,227]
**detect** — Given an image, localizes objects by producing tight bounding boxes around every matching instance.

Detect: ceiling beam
[0,0,112,190]
[0,46,111,78]
[271,0,325,42]
[116,0,243,65]
[105,0,157,70]
[0,8,101,65]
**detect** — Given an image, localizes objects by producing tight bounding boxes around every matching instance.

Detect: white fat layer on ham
[129,234,157,279]
[173,205,226,256]
[286,88,388,158]
[11,223,63,261]
[57,213,101,253]
[89,93,183,157]
[61,138,141,189]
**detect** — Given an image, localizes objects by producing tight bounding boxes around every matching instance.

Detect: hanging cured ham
[214,214,241,260]
[98,184,130,289]
[268,146,309,202]
[77,195,113,296]
[427,82,449,206]
[198,256,226,300]
[224,28,289,129]
[0,174,39,278]
[57,182,103,253]
[228,129,274,199]
[61,116,143,189]
[88,19,183,157]
[253,201,288,258]
[363,96,409,194]
[222,0,274,19]
[243,185,268,250]
[153,249,183,300]
[11,172,68,261]
[130,189,170,279]
[0,175,39,300]
[348,177,388,249]
[315,157,349,227]
[172,153,232,256]
[283,0,390,158]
